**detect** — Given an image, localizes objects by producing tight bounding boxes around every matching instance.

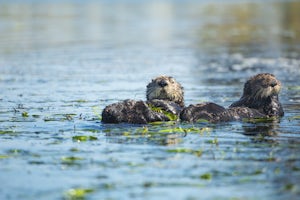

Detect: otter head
[243,73,281,99]
[146,75,184,107]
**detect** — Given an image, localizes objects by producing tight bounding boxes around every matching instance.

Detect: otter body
[180,73,284,123]
[214,107,267,122]
[180,104,267,123]
[180,102,226,122]
[101,76,184,124]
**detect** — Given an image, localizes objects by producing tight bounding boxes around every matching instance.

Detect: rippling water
[0,0,300,199]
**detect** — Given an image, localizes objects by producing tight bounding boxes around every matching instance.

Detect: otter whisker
[272,85,281,95]
[263,87,273,98]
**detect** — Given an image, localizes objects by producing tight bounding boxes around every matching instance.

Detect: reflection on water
[243,121,279,136]
[0,1,300,200]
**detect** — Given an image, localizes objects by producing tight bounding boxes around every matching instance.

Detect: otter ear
[243,80,252,96]
[146,81,152,88]
[168,76,174,81]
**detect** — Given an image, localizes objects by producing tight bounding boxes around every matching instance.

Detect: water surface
[0,0,300,199]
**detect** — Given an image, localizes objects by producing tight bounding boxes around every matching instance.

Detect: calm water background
[0,0,300,199]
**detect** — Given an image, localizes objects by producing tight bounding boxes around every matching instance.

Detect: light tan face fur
[245,73,281,99]
[146,76,184,106]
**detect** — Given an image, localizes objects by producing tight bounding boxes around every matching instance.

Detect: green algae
[28,160,45,165]
[92,106,102,120]
[44,114,77,122]
[22,112,29,117]
[72,135,98,142]
[148,121,177,126]
[158,127,186,133]
[73,99,88,103]
[243,117,277,123]
[32,114,40,118]
[284,183,297,192]
[287,86,300,90]
[167,148,203,157]
[288,115,300,121]
[61,156,85,166]
[199,173,212,180]
[64,188,94,200]
[0,130,15,134]
[206,137,219,145]
[61,156,84,162]
[148,104,178,121]
[0,155,9,159]
[70,148,80,152]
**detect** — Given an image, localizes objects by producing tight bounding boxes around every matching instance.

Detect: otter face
[146,76,184,107]
[244,73,281,99]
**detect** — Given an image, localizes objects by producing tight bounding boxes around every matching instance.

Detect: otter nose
[270,81,277,87]
[158,80,168,87]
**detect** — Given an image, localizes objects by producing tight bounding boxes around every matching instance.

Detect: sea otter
[229,73,284,117]
[101,76,184,124]
[180,73,284,123]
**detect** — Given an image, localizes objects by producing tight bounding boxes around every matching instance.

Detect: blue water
[0,0,300,199]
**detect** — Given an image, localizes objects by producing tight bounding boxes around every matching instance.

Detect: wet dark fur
[214,107,266,122]
[180,102,226,122]
[101,76,184,124]
[180,73,284,123]
[180,103,267,123]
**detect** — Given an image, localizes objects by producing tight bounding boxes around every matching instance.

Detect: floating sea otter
[229,73,284,117]
[101,76,184,124]
[180,73,284,122]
